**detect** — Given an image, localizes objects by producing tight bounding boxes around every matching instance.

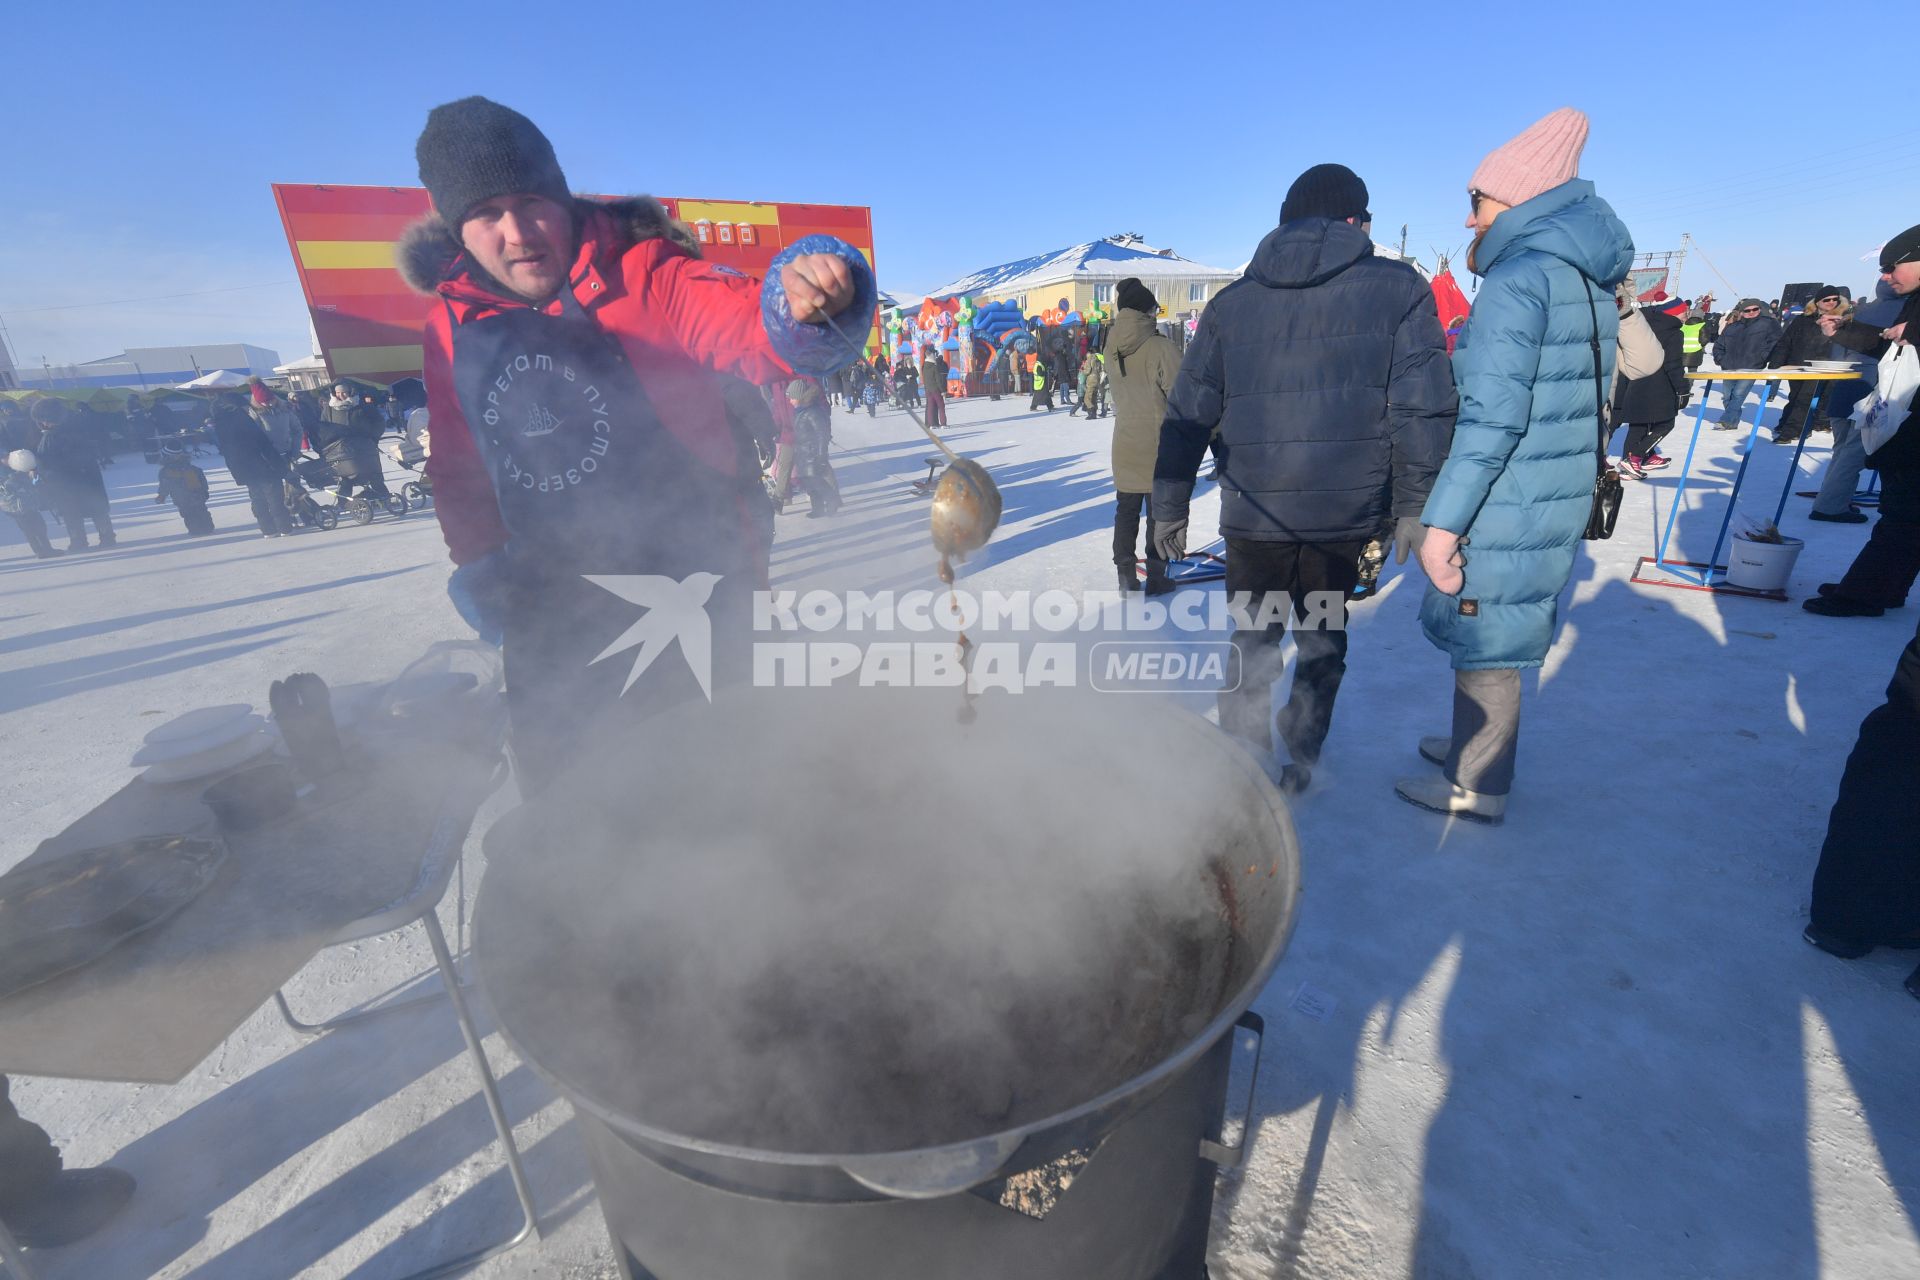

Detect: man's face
[459,194,572,302]
[1740,305,1762,321]
[1885,260,1920,295]
[1817,296,1843,314]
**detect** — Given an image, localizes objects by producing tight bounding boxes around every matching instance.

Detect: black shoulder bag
[1582,281,1623,541]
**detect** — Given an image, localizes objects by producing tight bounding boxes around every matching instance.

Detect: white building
[23,343,282,390]
[923,235,1240,319]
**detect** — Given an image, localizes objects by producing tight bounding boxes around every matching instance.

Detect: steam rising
[476,686,1293,1155]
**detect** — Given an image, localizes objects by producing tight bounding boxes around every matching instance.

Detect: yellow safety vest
[1681,321,1704,355]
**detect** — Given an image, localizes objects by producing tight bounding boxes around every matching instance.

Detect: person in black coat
[210,392,295,536]
[1613,296,1690,476]
[1804,613,1920,1000]
[1710,299,1782,428]
[1804,224,1920,617]
[30,398,115,550]
[318,382,391,501]
[1150,164,1458,794]
[1768,285,1851,444]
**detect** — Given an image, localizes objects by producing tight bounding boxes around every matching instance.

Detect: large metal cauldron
[476,688,1300,1280]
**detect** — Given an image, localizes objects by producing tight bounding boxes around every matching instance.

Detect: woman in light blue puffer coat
[1397,108,1635,824]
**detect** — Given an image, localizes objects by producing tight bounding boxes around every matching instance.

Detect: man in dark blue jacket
[1152,164,1458,794]
[1710,298,1782,429]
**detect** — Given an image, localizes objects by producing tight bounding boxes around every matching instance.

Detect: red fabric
[1430,269,1472,334]
[422,205,795,565]
[250,382,271,406]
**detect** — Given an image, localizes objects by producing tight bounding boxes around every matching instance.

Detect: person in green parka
[1396,108,1634,824]
[1106,278,1182,593]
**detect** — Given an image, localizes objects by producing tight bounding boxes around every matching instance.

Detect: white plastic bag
[1856,342,1919,456]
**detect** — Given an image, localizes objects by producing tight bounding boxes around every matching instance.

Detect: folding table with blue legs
[1630,368,1859,600]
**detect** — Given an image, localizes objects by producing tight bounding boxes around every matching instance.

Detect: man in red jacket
[401,97,875,789]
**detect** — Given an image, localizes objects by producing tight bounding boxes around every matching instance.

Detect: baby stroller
[281,465,338,531]
[380,407,433,507]
[285,453,342,529]
[291,450,404,526]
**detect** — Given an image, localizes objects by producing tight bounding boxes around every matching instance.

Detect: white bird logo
[583,572,722,699]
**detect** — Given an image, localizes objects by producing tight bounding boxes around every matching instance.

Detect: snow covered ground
[3,381,1916,1279]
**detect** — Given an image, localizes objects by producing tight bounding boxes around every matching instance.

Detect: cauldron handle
[1198,1011,1265,1168]
[839,1131,1025,1200]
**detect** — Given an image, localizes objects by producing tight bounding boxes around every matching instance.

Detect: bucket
[1724,534,1804,592]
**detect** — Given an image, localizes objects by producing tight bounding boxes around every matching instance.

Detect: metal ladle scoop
[811,299,1002,560]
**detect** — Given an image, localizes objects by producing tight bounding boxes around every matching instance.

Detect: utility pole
[1398,224,1409,259]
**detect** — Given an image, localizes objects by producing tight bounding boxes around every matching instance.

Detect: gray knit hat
[415,97,571,230]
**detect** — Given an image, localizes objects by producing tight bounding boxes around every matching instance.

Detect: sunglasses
[1742,307,1761,314]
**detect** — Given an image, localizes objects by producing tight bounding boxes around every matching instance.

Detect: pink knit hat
[1469,108,1590,208]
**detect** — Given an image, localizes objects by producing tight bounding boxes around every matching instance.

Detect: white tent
[174,369,251,391]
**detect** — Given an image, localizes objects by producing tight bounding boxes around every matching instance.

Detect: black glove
[1153,516,1189,564]
[1392,515,1424,565]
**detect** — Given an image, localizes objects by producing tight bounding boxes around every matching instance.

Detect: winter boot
[1801,923,1874,960]
[1144,571,1176,597]
[1802,595,1885,618]
[1118,566,1141,593]
[1418,735,1451,766]
[1392,775,1506,824]
[1276,764,1311,797]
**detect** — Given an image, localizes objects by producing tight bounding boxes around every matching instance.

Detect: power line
[1685,237,1745,299]
[1627,152,1920,223]
[5,280,298,315]
[1623,129,1920,216]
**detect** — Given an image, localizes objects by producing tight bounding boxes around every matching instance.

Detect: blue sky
[2,0,1912,371]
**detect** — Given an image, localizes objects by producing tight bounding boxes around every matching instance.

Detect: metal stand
[1636,372,1838,599]
[270,755,540,1280]
[0,1219,37,1280]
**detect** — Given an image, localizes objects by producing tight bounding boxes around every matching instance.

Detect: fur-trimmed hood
[396,195,700,296]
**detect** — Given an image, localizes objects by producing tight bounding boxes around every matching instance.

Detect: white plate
[145,705,254,745]
[140,731,273,785]
[131,714,267,766]
[1806,361,1856,371]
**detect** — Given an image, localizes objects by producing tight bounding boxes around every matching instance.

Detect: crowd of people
[3,89,1917,1255]
[0,378,420,557]
[1111,117,1918,1001]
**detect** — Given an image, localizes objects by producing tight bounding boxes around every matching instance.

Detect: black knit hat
[1814,283,1848,301]
[1280,163,1371,224]
[1881,223,1920,273]
[415,97,571,230]
[1116,277,1157,315]
[29,398,68,426]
